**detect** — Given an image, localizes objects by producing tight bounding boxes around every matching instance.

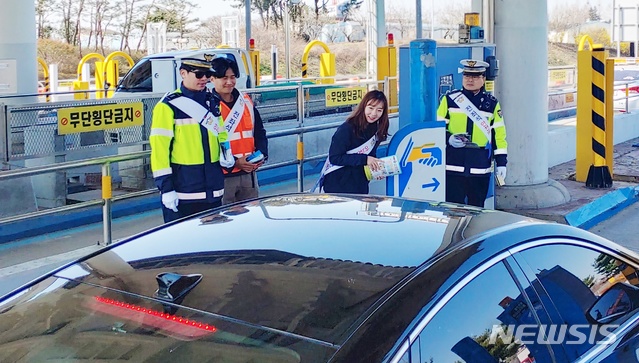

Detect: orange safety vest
[222,93,255,174]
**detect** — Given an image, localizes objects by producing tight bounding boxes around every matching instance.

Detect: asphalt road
[588,201,639,254]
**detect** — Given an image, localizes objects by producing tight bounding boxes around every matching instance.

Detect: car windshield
[117,59,152,91]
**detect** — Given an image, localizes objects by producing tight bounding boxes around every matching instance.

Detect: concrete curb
[565,186,639,229]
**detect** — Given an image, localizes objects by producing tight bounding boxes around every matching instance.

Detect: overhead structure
[0,0,37,102]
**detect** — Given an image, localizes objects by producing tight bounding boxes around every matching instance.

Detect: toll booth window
[118,60,152,92]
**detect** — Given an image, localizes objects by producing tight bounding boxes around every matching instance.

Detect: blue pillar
[398,39,438,129]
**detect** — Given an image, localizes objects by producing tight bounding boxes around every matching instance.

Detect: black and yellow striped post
[301,40,333,82]
[37,57,50,102]
[576,35,613,188]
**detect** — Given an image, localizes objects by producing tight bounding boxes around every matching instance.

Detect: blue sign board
[386,122,446,201]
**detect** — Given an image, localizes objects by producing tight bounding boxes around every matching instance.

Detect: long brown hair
[346,90,390,142]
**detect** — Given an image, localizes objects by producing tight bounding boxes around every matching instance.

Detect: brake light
[93,296,216,339]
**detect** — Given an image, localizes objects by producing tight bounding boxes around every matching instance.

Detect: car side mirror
[587,282,639,324]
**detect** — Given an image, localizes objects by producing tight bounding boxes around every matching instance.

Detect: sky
[194,0,610,20]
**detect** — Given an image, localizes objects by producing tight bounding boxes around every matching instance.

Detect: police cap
[180,53,215,72]
[460,59,489,76]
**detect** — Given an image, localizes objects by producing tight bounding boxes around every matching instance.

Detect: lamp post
[284,0,301,80]
[285,0,290,79]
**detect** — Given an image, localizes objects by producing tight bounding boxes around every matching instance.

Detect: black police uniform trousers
[446,172,491,208]
[162,200,222,223]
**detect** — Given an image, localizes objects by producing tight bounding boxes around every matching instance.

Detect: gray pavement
[503,136,639,227]
[588,201,639,254]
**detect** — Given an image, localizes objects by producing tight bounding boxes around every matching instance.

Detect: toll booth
[398,41,496,130]
[387,39,498,208]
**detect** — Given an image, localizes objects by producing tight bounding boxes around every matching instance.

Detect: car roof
[2,193,614,361]
[46,195,537,342]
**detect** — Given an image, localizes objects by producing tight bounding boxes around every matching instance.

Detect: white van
[114,48,254,95]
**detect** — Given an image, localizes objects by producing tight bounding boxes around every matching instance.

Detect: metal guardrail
[0,115,386,245]
[547,79,639,115]
[0,81,398,245]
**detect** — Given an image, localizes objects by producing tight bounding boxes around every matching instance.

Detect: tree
[190,16,223,48]
[549,3,590,35]
[336,0,363,22]
[593,254,621,279]
[474,328,520,361]
[57,0,80,45]
[435,2,471,40]
[35,0,55,39]
[150,0,199,37]
[589,6,601,21]
[311,0,329,20]
[115,0,143,52]
[574,28,612,47]
[386,4,414,40]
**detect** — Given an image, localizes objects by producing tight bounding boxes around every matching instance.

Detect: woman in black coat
[322,90,390,194]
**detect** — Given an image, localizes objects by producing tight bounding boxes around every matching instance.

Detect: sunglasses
[188,70,213,79]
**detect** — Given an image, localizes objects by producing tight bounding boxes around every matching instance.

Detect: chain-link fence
[3,95,161,161]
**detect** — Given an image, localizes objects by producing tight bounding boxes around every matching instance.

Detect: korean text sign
[57,102,144,135]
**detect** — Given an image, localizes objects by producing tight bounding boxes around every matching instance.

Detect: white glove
[161,191,179,212]
[219,141,235,168]
[448,134,466,148]
[496,166,507,181]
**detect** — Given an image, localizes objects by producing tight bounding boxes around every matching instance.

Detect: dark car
[1,193,639,362]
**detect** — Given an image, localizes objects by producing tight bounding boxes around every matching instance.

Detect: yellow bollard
[319,52,335,84]
[73,80,90,100]
[106,61,119,98]
[95,61,105,99]
[77,52,106,99]
[301,40,332,81]
[104,51,134,98]
[377,34,398,108]
[249,38,261,86]
[37,57,50,102]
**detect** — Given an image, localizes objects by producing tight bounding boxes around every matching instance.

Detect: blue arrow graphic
[422,178,440,192]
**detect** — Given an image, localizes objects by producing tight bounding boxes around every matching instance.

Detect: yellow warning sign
[57,102,144,135]
[325,87,367,107]
[484,80,494,92]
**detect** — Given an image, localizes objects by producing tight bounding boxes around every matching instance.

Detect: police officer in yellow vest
[437,59,508,207]
[150,54,232,223]
[210,57,268,204]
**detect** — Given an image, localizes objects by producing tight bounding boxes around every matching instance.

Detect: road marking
[0,245,102,278]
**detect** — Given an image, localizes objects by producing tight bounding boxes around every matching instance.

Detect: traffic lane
[588,201,639,255]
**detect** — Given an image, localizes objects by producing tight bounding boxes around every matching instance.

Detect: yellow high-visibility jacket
[150,86,228,203]
[437,88,507,176]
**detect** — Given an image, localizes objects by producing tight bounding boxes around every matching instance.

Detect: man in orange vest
[210,57,268,204]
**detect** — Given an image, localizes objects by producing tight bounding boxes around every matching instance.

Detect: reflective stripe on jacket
[221,92,256,174]
[150,87,228,202]
[437,89,508,176]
